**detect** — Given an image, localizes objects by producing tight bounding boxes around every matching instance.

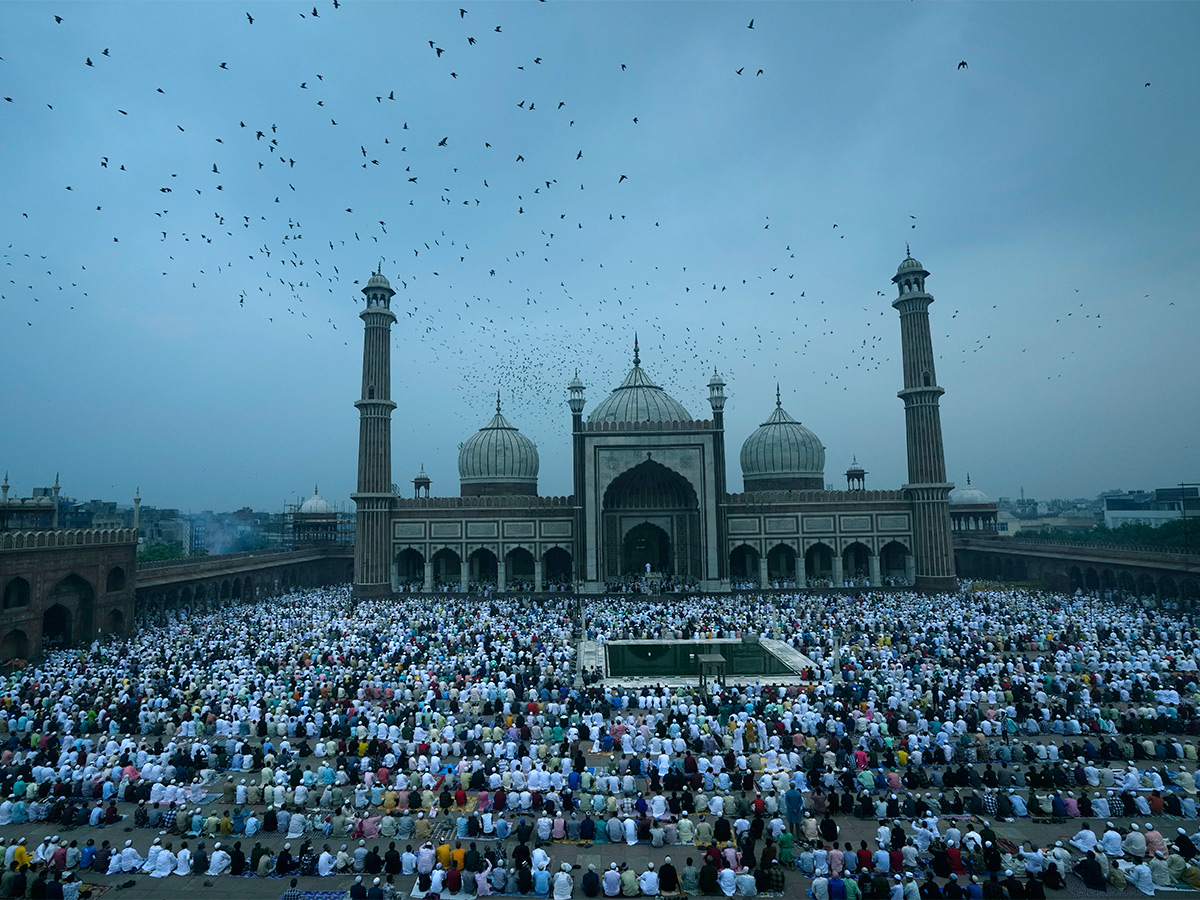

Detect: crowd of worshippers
[0,586,1196,897]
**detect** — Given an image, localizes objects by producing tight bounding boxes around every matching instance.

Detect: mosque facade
[353,254,961,596]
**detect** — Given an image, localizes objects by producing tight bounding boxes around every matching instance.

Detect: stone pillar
[497,556,507,593]
[796,552,807,589]
[423,561,434,593]
[758,554,769,588]
[905,553,917,587]
[534,558,543,593]
[460,561,469,593]
[868,554,881,587]
[832,553,844,587]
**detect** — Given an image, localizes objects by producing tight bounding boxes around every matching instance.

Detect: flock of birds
[0,2,1177,490]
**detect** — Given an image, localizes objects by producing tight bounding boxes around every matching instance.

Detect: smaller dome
[708,368,726,389]
[299,484,333,514]
[458,395,539,495]
[568,370,585,391]
[366,270,391,290]
[413,464,430,484]
[949,474,990,505]
[740,390,825,490]
[896,255,924,275]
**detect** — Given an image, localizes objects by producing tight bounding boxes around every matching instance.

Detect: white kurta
[152,850,176,878]
[207,849,231,876]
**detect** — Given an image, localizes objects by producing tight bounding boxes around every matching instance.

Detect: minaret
[567,368,587,585]
[708,368,729,583]
[52,472,60,529]
[352,266,398,598]
[133,487,141,533]
[892,249,957,593]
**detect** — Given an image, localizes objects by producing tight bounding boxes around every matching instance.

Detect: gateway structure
[353,253,958,596]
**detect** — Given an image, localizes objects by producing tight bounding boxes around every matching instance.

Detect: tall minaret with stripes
[352,267,397,598]
[892,250,958,593]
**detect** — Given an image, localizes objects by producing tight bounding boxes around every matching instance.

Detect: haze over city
[2,1,1197,511]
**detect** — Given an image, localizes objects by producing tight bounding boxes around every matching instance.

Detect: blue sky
[1,1,1197,511]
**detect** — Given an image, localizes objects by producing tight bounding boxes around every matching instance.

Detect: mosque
[352,253,966,596]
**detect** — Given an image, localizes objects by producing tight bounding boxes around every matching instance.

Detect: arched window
[106,566,126,592]
[2,578,31,609]
[922,370,931,387]
[368,385,375,399]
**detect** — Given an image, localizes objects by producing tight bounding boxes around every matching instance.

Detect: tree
[138,542,186,562]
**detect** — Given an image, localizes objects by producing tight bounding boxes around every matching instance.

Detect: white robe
[120,847,144,872]
[152,849,176,878]
[174,848,192,875]
[141,845,160,873]
[287,814,307,839]
[207,849,231,876]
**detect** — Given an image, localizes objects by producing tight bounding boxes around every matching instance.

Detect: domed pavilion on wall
[351,254,985,596]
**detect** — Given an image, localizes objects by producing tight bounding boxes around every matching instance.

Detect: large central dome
[587,340,692,425]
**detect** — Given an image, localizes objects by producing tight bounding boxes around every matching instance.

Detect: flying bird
[219,62,228,69]
[54,15,63,23]
[460,7,467,16]
[246,12,253,24]
[736,67,743,75]
[957,60,968,69]
[747,18,754,29]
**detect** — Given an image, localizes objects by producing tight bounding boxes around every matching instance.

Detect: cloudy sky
[1,1,1197,512]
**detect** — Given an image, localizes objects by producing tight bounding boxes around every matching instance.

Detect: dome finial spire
[314,482,319,496]
[496,390,501,414]
[966,472,971,485]
[775,383,781,408]
[632,333,640,367]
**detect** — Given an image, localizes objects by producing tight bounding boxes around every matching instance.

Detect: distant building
[293,485,341,546]
[1104,487,1199,529]
[948,475,999,533]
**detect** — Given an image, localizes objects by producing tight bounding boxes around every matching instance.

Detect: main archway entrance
[602,459,701,580]
[623,522,671,574]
